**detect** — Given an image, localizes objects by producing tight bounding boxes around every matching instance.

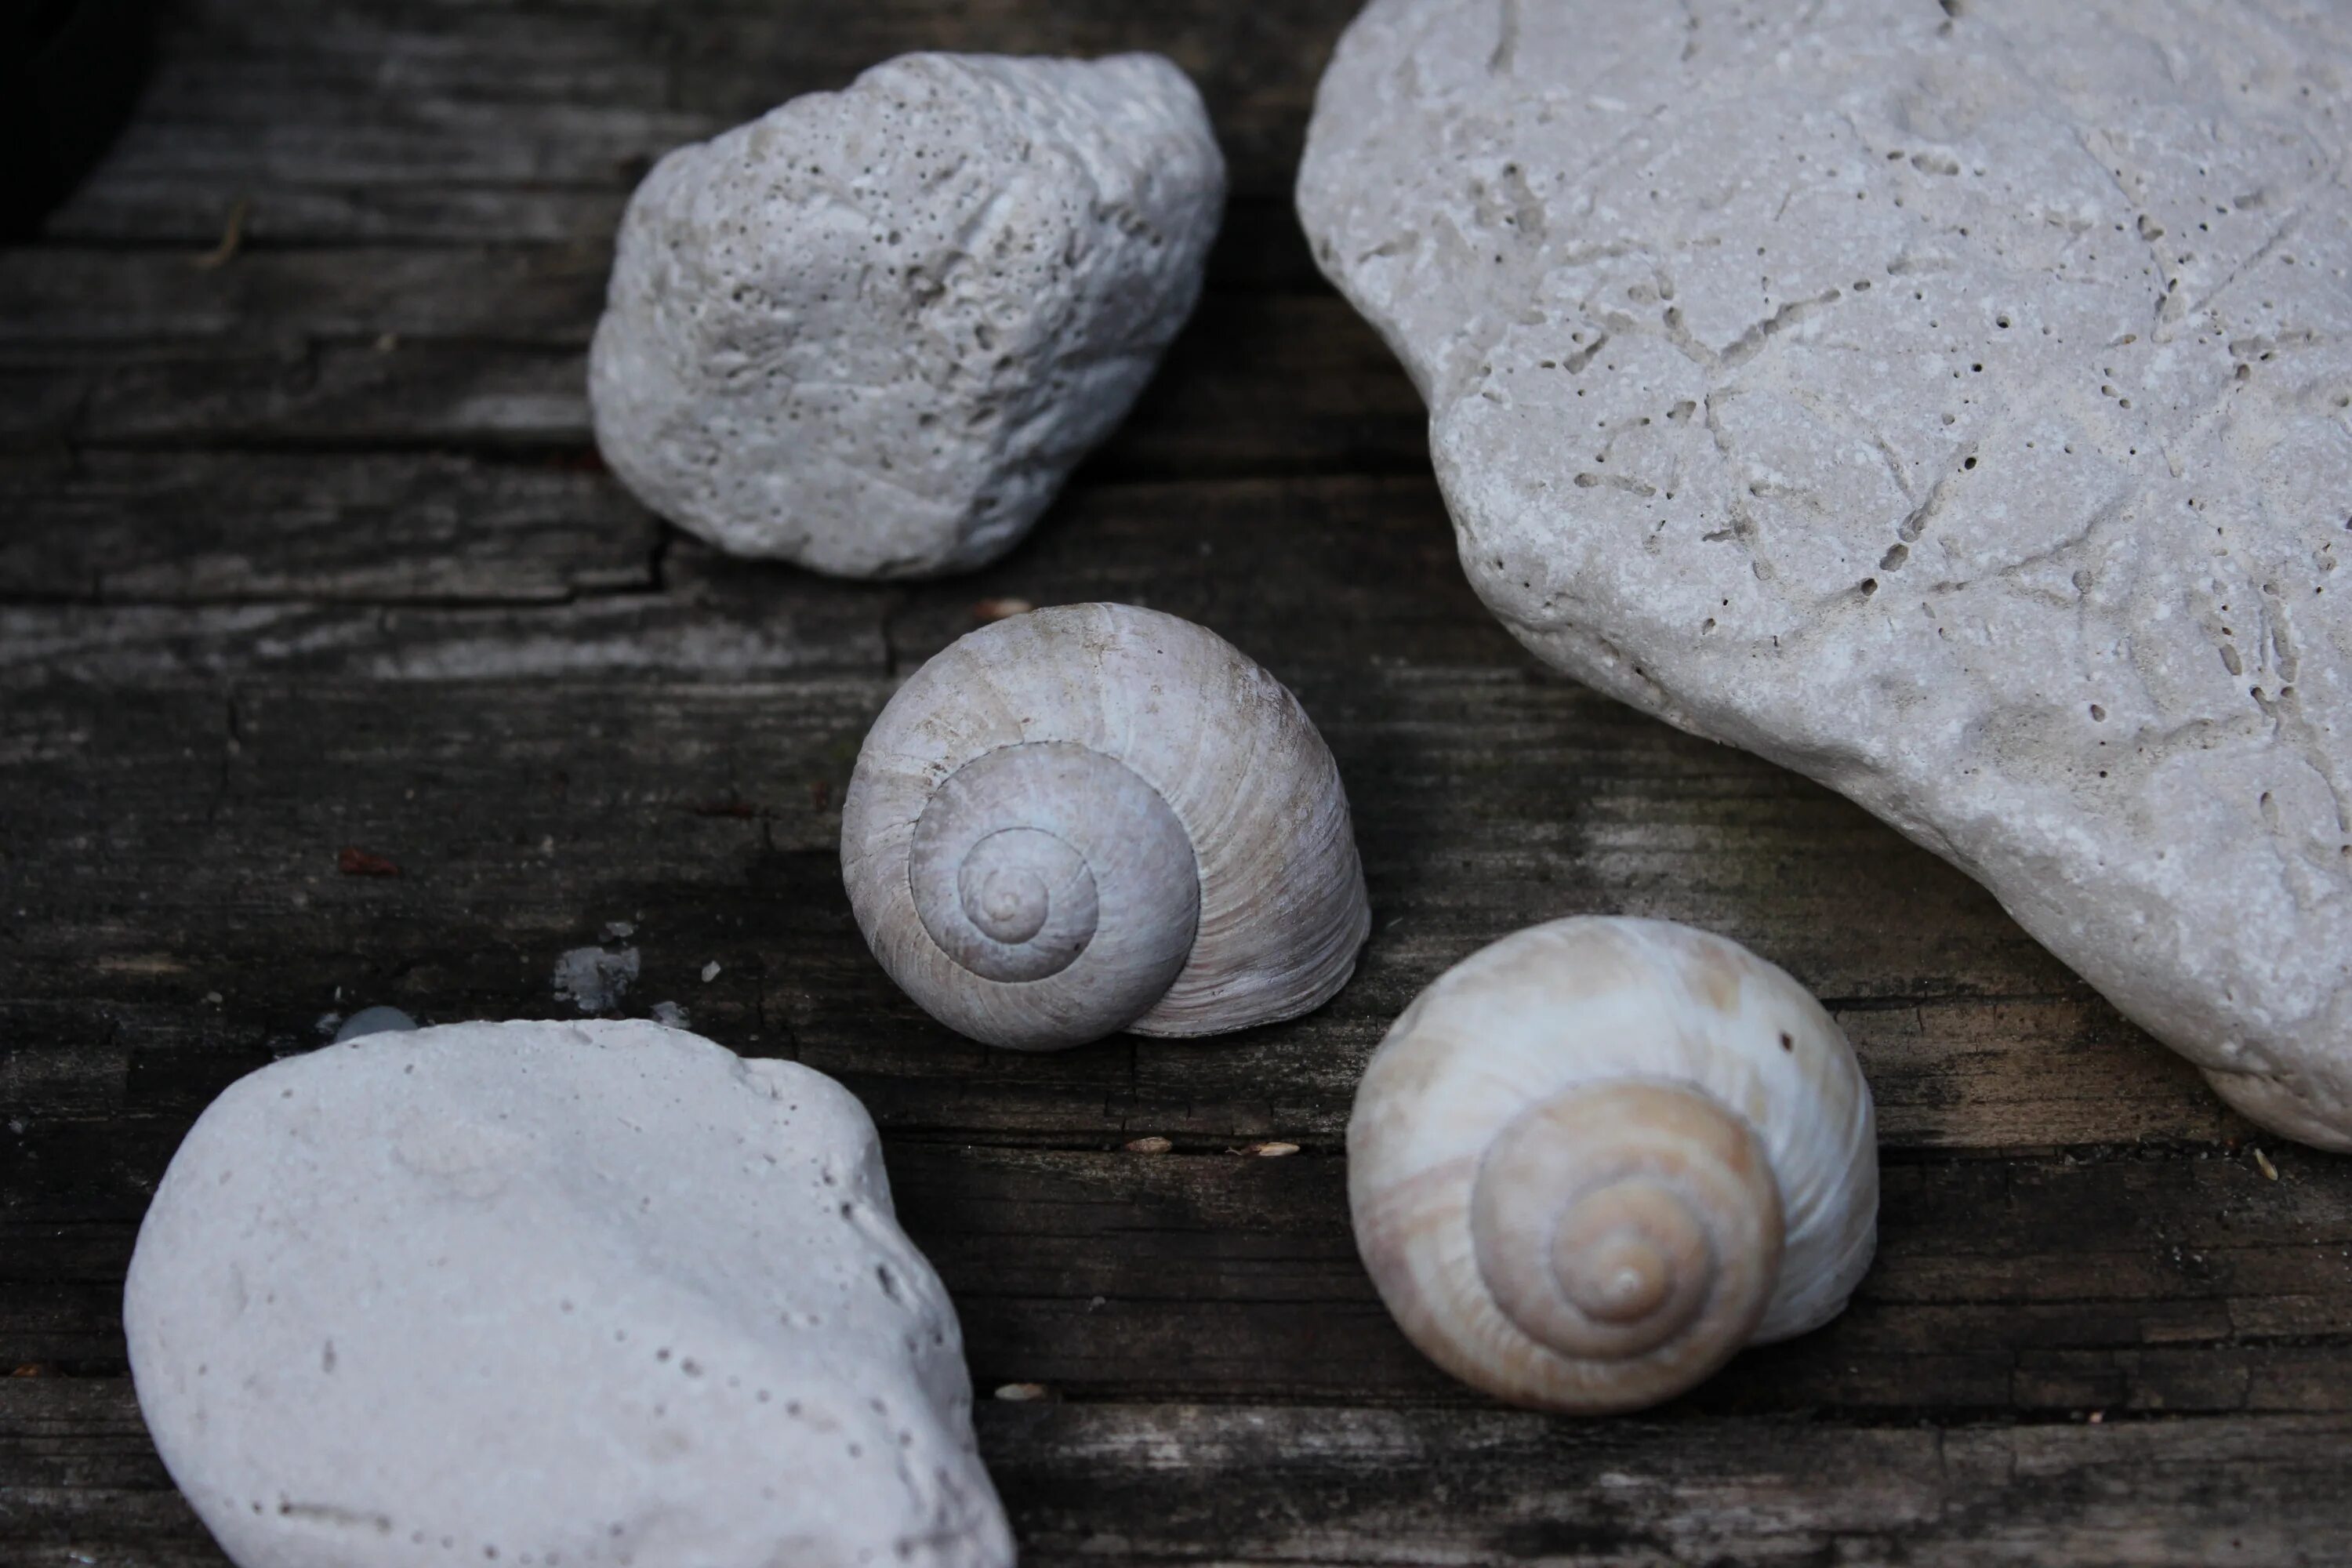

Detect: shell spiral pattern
[842,603,1372,1050]
[1348,916,1877,1413]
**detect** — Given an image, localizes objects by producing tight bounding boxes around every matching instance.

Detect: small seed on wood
[2253,1147,2280,1181]
[338,847,401,878]
[1232,1141,1300,1158]
[993,1382,1052,1402]
[1123,1135,1174,1154]
[192,198,250,270]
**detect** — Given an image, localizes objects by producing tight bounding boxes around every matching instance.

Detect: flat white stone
[1300,0,2352,1145]
[591,52,1225,578]
[125,1020,1011,1568]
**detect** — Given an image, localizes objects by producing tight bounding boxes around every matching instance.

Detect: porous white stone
[1300,0,2352,1145]
[124,1020,1011,1568]
[591,52,1225,578]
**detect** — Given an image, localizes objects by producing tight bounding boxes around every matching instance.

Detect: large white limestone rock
[1299,0,2352,1145]
[124,1021,1012,1568]
[591,52,1225,578]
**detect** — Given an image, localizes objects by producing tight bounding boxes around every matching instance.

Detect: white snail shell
[1348,916,1877,1414]
[842,603,1371,1050]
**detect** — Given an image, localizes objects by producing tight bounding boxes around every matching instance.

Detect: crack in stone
[1488,0,1519,74]
[2180,201,2312,328]
[1719,289,1846,371]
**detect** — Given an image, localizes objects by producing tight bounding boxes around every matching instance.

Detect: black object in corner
[2,0,160,241]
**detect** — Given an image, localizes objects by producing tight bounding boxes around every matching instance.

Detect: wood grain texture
[8,1381,2352,1566]
[40,0,1359,245]
[0,292,1423,480]
[0,452,655,603]
[990,1405,2352,1566]
[4,0,2347,1562]
[0,649,2222,1153]
[12,1139,2344,1413]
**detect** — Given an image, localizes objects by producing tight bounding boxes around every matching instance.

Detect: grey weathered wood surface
[3,1,2350,1563]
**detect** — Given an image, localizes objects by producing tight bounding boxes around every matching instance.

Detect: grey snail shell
[1348,916,1878,1413]
[841,603,1371,1050]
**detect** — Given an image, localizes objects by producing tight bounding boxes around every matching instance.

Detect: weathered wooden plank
[0,594,888,684]
[62,103,709,223]
[913,1145,2352,1415]
[51,181,632,252]
[0,982,2215,1163]
[7,1379,2352,1566]
[4,465,1486,658]
[0,228,1319,361]
[6,1142,2347,1408]
[1094,292,1426,477]
[0,1381,209,1565]
[667,0,1362,202]
[1,452,2185,1148]
[992,1405,2352,1566]
[625,473,1502,670]
[0,465,1468,677]
[0,462,1467,639]
[0,246,612,349]
[42,0,1356,248]
[0,652,2217,1152]
[0,341,587,452]
[0,451,1483,691]
[0,452,655,604]
[42,194,1318,292]
[1839,995,2236,1146]
[0,293,1425,477]
[128,7,676,113]
[0,655,2092,1009]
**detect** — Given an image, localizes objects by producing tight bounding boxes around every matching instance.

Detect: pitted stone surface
[591,52,1224,578]
[1299,0,2352,1145]
[125,1020,1012,1568]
